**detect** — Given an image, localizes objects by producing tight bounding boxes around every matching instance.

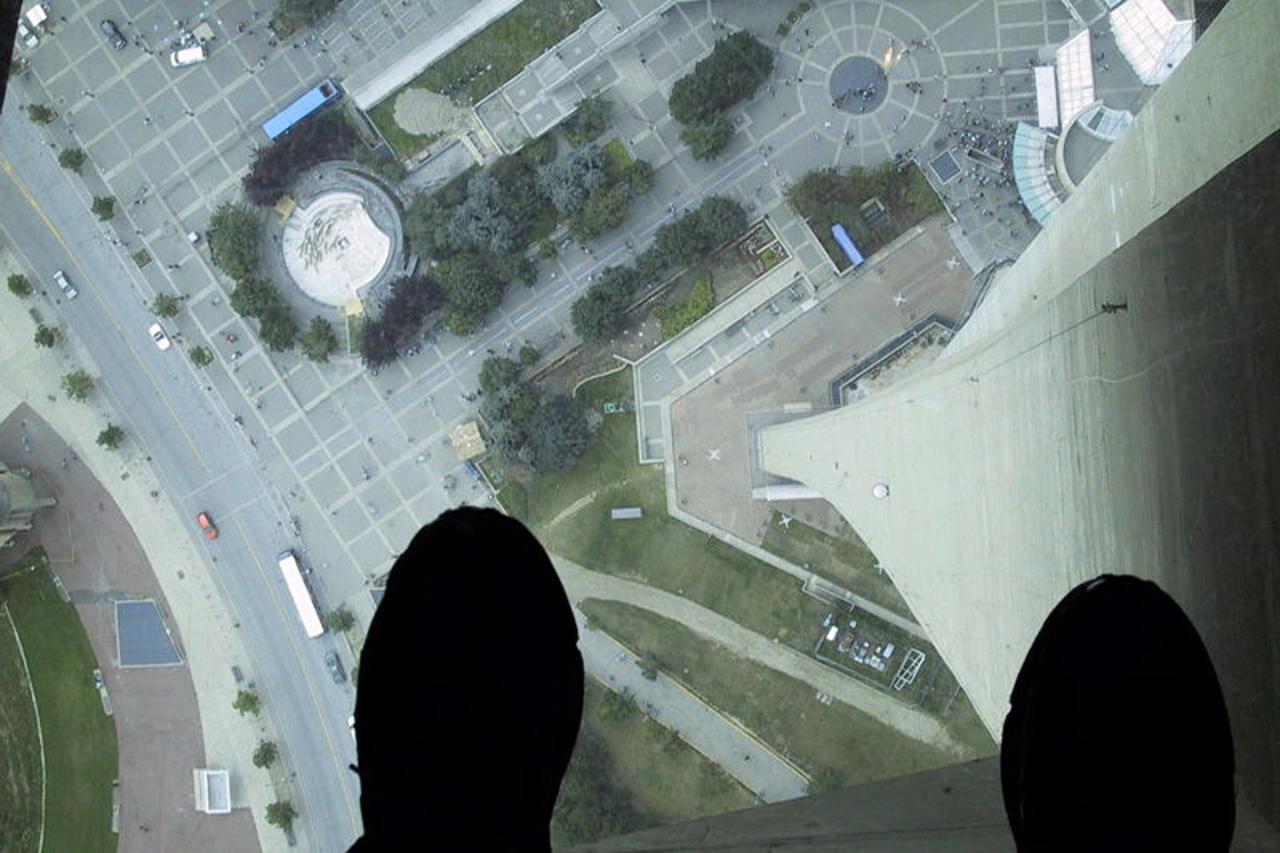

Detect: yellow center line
[0,155,209,473]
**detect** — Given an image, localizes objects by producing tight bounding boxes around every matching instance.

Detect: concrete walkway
[551,554,971,758]
[576,613,810,803]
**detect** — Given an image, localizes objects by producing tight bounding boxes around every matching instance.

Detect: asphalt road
[0,109,362,850]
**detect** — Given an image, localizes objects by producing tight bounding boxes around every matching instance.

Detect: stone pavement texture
[0,251,283,853]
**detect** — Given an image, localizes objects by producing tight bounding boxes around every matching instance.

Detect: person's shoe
[349,507,583,851]
[1001,575,1235,852]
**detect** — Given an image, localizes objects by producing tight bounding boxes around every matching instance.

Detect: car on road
[196,511,219,540]
[325,651,346,684]
[53,270,77,300]
[100,20,126,50]
[148,323,172,351]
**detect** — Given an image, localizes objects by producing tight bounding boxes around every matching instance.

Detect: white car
[148,323,172,351]
[53,270,77,299]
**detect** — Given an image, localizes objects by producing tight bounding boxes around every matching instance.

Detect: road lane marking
[0,155,211,474]
[232,517,362,834]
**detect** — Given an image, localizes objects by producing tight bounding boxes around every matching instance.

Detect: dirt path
[550,554,973,759]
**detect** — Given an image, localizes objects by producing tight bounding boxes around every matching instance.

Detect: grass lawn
[395,0,600,106]
[760,511,912,618]
[1,550,118,853]
[0,562,45,850]
[581,599,987,791]
[603,137,634,181]
[790,163,943,272]
[582,679,754,825]
[367,98,444,160]
[529,369,834,653]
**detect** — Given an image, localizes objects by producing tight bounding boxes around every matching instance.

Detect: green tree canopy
[570,185,630,242]
[57,148,87,173]
[91,196,116,221]
[229,277,279,318]
[536,142,609,217]
[258,304,298,352]
[190,345,214,367]
[209,202,262,283]
[233,689,261,716]
[96,424,125,450]
[359,276,442,368]
[564,94,614,145]
[33,324,59,348]
[299,316,338,363]
[404,193,456,260]
[621,158,656,198]
[446,171,518,256]
[668,32,773,125]
[152,293,182,318]
[438,253,505,336]
[324,607,355,632]
[265,800,297,832]
[25,103,55,124]
[252,740,279,768]
[680,113,734,161]
[61,370,94,402]
[7,273,33,297]
[243,112,356,205]
[479,356,522,394]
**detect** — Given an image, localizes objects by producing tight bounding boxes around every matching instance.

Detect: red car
[196,512,219,540]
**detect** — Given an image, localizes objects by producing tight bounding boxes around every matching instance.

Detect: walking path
[576,614,810,803]
[551,554,971,757]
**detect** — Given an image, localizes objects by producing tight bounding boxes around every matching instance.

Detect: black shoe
[349,507,583,851]
[1001,575,1234,852]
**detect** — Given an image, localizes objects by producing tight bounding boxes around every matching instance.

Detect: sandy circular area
[393,87,468,135]
[282,191,391,306]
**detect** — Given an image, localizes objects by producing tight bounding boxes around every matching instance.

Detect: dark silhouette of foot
[1001,575,1234,852]
[348,507,583,851]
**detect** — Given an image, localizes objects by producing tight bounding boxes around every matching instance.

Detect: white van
[169,44,207,67]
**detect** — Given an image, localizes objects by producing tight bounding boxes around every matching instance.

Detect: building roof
[193,769,231,814]
[1111,0,1194,85]
[1054,29,1095,126]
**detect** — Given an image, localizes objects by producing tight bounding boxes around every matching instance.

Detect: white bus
[277,550,324,638]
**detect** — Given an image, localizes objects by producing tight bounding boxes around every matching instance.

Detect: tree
[693,196,748,249]
[536,143,608,216]
[445,171,517,256]
[437,253,505,336]
[571,285,626,345]
[190,345,214,367]
[622,159,655,198]
[669,31,773,124]
[570,185,630,242]
[404,193,456,260]
[96,423,126,450]
[243,112,356,205]
[91,196,116,221]
[518,344,540,366]
[528,395,590,473]
[265,800,297,833]
[634,246,669,285]
[57,147,87,173]
[563,94,614,145]
[479,356,522,394]
[209,202,262,282]
[537,238,557,260]
[258,304,298,352]
[359,276,443,368]
[152,293,182,318]
[7,273,33,298]
[493,253,537,288]
[33,324,59,348]
[229,277,278,318]
[233,689,261,716]
[680,113,734,161]
[324,607,355,632]
[61,370,94,402]
[299,316,338,363]
[252,740,279,769]
[276,0,341,29]
[25,103,55,124]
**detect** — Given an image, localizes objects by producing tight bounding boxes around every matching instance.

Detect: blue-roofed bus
[262,79,342,140]
[831,223,865,268]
